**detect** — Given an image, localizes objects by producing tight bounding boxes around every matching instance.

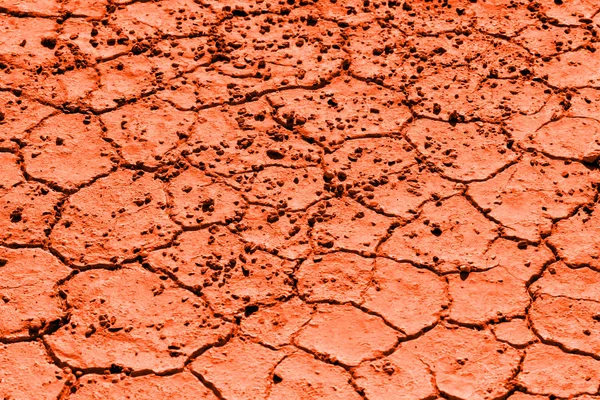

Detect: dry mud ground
[2,0,600,399]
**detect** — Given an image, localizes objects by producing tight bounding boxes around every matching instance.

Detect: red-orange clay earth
[2,0,600,399]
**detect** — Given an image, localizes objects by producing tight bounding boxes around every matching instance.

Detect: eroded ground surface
[2,0,600,399]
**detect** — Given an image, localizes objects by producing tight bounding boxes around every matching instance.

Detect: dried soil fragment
[397,0,475,35]
[448,240,553,325]
[536,47,600,88]
[235,205,312,260]
[2,64,98,108]
[313,0,398,26]
[324,137,458,217]
[0,0,61,15]
[268,77,410,147]
[530,262,600,357]
[516,25,591,58]
[323,137,413,180]
[71,372,218,400]
[0,17,58,68]
[408,69,548,121]
[361,258,448,336]
[484,238,555,273]
[100,97,195,168]
[493,319,538,347]
[396,34,484,77]
[158,67,276,109]
[448,263,540,325]
[308,198,392,254]
[348,30,527,87]
[184,100,321,176]
[507,393,548,400]
[268,352,362,400]
[57,19,130,62]
[23,113,117,190]
[167,168,245,228]
[548,205,600,269]
[0,341,64,400]
[406,119,518,181]
[0,180,61,246]
[346,26,409,88]
[380,196,498,273]
[504,94,565,143]
[0,92,55,146]
[471,0,538,37]
[0,17,98,105]
[568,88,600,120]
[0,248,70,341]
[297,252,374,304]
[468,154,599,241]
[61,0,107,18]
[540,0,600,25]
[0,153,23,188]
[517,344,600,397]
[214,10,346,88]
[147,227,294,316]
[353,346,436,400]
[112,0,218,37]
[531,261,600,299]
[407,34,529,80]
[405,325,521,400]
[240,298,314,348]
[86,54,179,112]
[464,39,533,80]
[240,166,325,211]
[294,303,399,367]
[143,37,215,69]
[190,338,287,400]
[204,0,302,15]
[530,295,600,357]
[531,117,600,162]
[50,170,180,267]
[46,265,231,373]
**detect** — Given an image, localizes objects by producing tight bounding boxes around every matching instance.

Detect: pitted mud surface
[3,1,600,399]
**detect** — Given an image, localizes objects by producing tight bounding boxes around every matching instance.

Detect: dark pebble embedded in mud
[41,37,57,49]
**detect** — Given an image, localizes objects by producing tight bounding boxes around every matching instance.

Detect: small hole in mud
[273,374,283,384]
[460,271,469,281]
[9,209,22,223]
[109,364,123,374]
[244,305,259,317]
[431,227,442,237]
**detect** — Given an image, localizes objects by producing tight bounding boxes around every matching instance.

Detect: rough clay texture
[1,1,600,399]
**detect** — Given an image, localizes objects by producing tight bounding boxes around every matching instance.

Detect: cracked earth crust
[2,0,600,399]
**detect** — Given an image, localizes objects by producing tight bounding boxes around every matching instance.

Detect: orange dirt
[1,0,600,399]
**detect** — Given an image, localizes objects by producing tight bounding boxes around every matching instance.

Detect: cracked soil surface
[2,0,600,399]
